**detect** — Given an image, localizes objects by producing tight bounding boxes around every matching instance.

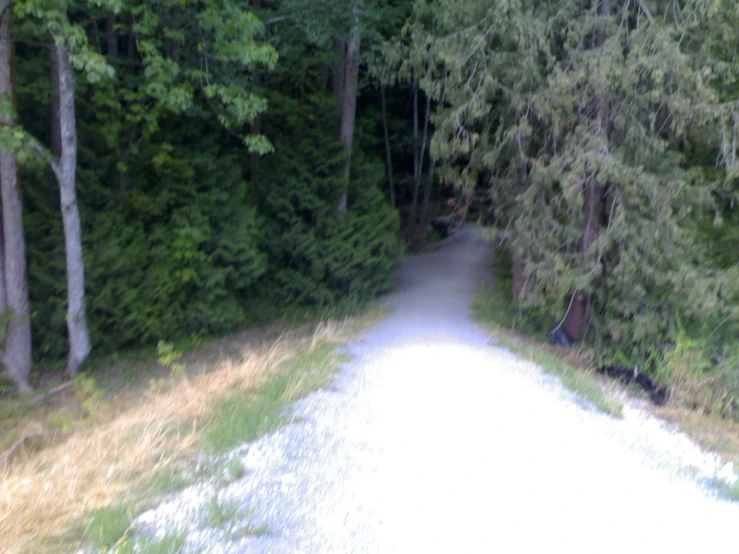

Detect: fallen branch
[2,432,45,469]
[29,381,74,406]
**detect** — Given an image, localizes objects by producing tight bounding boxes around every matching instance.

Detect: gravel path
[139,225,739,553]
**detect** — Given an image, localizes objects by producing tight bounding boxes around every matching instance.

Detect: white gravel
[134,225,739,553]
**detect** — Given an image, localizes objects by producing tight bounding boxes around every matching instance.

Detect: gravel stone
[134,225,739,553]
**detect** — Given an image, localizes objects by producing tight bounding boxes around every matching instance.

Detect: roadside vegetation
[472,246,624,418]
[0,308,386,554]
[474,243,739,476]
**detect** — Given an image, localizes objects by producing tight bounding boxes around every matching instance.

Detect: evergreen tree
[411,0,737,390]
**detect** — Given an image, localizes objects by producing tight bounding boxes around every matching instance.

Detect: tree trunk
[409,88,430,239]
[106,14,118,59]
[511,158,528,302]
[409,82,419,230]
[419,160,435,235]
[560,0,610,342]
[49,45,61,158]
[511,252,525,301]
[561,170,603,341]
[127,14,136,61]
[417,96,432,236]
[250,101,261,197]
[337,6,361,213]
[0,1,33,395]
[332,39,345,106]
[55,42,91,375]
[380,85,395,207]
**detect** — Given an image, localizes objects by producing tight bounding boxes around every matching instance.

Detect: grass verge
[472,285,623,418]
[0,307,387,554]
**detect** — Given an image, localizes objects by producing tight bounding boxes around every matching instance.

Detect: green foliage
[712,478,739,503]
[259,98,399,311]
[157,341,184,379]
[21,116,268,357]
[8,0,402,372]
[75,373,106,421]
[406,0,738,413]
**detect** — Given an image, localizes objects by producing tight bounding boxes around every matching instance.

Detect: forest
[0,0,736,420]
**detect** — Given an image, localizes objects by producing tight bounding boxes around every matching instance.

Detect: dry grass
[0,310,378,554]
[653,406,739,463]
[1,352,265,553]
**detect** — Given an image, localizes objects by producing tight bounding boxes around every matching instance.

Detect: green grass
[205,497,243,529]
[222,458,246,483]
[204,498,271,538]
[202,341,350,454]
[711,478,739,503]
[109,533,186,554]
[233,522,271,538]
[82,502,135,550]
[472,285,623,418]
[135,533,186,554]
[79,333,348,551]
[135,466,195,499]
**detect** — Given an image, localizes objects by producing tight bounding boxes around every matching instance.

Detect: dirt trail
[140,225,739,553]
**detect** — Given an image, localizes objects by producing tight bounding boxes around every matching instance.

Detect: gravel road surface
[139,225,739,553]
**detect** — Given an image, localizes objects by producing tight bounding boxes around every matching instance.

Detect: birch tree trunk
[0,0,33,394]
[55,42,91,375]
[337,4,361,213]
[49,44,61,157]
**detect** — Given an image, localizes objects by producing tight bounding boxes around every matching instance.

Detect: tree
[411,0,733,379]
[54,37,90,375]
[9,0,276,377]
[278,0,411,212]
[0,0,32,393]
[14,2,115,375]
